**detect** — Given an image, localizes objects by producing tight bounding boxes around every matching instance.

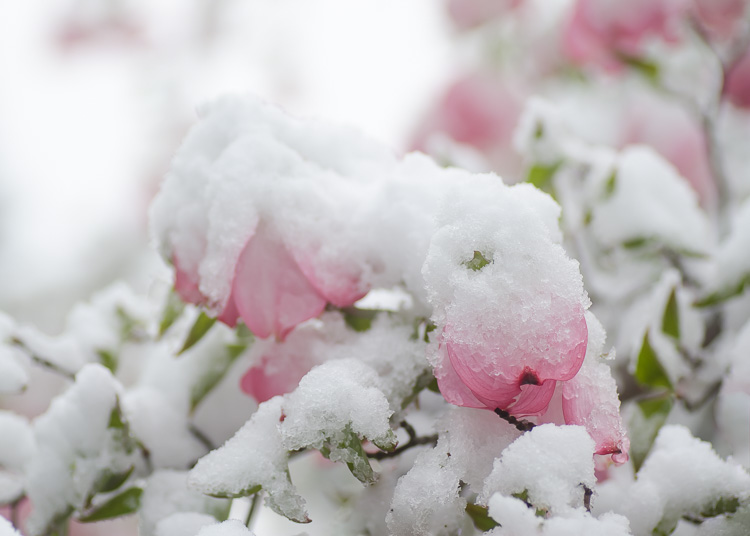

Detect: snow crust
[194,520,256,536]
[481,424,596,514]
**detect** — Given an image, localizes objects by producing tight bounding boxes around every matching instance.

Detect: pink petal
[726,45,750,109]
[294,255,369,308]
[562,360,630,464]
[173,254,205,306]
[434,344,488,409]
[231,226,327,340]
[440,307,587,416]
[240,352,314,403]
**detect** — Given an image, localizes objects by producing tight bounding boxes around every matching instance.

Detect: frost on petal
[424,177,589,417]
[481,424,596,514]
[562,360,629,464]
[386,441,465,536]
[188,397,308,523]
[230,226,327,340]
[174,254,206,306]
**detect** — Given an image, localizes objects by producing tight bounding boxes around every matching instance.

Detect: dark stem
[493,408,535,432]
[244,493,261,529]
[367,421,438,460]
[11,337,76,380]
[583,485,593,512]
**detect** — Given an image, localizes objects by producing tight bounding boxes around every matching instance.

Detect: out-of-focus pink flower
[173,225,367,340]
[563,0,686,70]
[561,360,630,464]
[446,0,523,30]
[619,99,715,204]
[725,45,750,109]
[691,0,748,39]
[240,349,317,404]
[411,72,525,177]
[435,304,588,417]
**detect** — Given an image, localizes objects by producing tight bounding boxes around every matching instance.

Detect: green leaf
[190,344,246,412]
[634,330,673,390]
[320,425,379,484]
[115,306,142,342]
[399,369,438,410]
[525,162,560,191]
[464,251,491,272]
[623,237,650,250]
[696,273,750,307]
[618,53,661,84]
[662,289,680,339]
[341,307,379,333]
[159,290,185,337]
[96,349,118,374]
[652,516,678,536]
[78,487,142,522]
[700,496,741,518]
[465,503,499,531]
[604,171,617,197]
[178,312,217,355]
[108,407,125,430]
[95,466,134,494]
[629,394,673,472]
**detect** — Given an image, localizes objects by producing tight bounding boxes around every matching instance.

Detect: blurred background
[0,0,454,333]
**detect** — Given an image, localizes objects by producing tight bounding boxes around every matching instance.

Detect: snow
[189,396,309,523]
[24,364,136,536]
[155,513,218,536]
[481,424,596,514]
[140,471,228,536]
[486,494,632,536]
[281,359,396,455]
[591,146,711,255]
[195,520,256,536]
[0,518,21,536]
[385,440,465,536]
[596,425,750,536]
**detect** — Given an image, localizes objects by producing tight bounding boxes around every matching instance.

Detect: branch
[367,421,437,460]
[494,408,535,432]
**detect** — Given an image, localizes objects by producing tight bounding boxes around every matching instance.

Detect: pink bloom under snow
[173,224,367,340]
[435,302,588,417]
[692,0,748,39]
[561,360,630,463]
[563,0,686,70]
[411,72,525,177]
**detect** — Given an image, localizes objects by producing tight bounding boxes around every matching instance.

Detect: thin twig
[367,421,438,460]
[244,493,261,529]
[11,337,76,380]
[494,408,535,432]
[583,485,593,512]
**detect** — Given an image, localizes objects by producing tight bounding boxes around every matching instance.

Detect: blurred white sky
[0,0,454,330]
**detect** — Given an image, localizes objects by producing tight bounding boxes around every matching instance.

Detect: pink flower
[446,0,523,30]
[240,346,318,403]
[619,97,715,204]
[173,224,368,340]
[725,45,750,109]
[691,0,748,39]
[434,302,589,417]
[410,72,524,177]
[561,360,630,463]
[563,0,686,70]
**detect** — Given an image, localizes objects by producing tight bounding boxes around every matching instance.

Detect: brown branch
[494,408,535,432]
[367,421,437,460]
